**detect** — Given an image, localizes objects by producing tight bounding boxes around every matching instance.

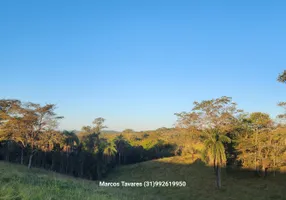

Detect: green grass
[1,157,286,200]
[0,161,126,200]
[107,156,286,200]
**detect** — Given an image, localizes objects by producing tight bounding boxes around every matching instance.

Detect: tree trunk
[60,152,64,173]
[20,148,24,165]
[66,153,69,174]
[216,165,221,189]
[6,142,10,161]
[80,156,84,177]
[97,153,102,180]
[70,158,74,176]
[97,163,101,180]
[255,129,258,173]
[43,152,46,168]
[262,167,268,178]
[51,156,55,171]
[60,159,64,173]
[273,155,276,177]
[28,154,33,169]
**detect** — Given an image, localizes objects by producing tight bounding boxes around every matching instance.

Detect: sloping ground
[1,157,286,200]
[0,161,127,200]
[106,156,286,200]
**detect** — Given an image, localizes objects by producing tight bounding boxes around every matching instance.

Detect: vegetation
[0,70,285,198]
[108,155,286,200]
[0,161,125,200]
[2,156,286,200]
[278,70,286,83]
[0,102,178,180]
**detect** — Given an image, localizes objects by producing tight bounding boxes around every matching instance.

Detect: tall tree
[0,100,30,163]
[0,100,63,168]
[175,96,242,132]
[60,130,79,174]
[113,135,131,165]
[202,129,231,188]
[175,96,242,188]
[236,112,274,176]
[249,112,273,173]
[277,70,286,124]
[277,102,286,122]
[23,103,63,169]
[278,70,286,83]
[268,127,286,176]
[39,130,65,168]
[102,140,117,163]
[79,117,107,179]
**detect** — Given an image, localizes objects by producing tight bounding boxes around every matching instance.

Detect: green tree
[277,102,286,122]
[175,96,242,188]
[113,135,131,165]
[0,100,24,162]
[39,130,65,169]
[175,96,242,132]
[202,129,231,188]
[278,70,286,83]
[92,117,107,134]
[249,112,273,172]
[23,103,63,169]
[102,140,117,163]
[62,130,79,173]
[277,70,286,123]
[236,112,274,176]
[0,100,63,168]
[268,128,286,176]
[79,118,107,179]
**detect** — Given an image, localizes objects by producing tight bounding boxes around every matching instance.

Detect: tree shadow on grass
[105,157,286,200]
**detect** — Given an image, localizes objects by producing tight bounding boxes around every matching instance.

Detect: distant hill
[102,130,120,134]
[63,130,120,134]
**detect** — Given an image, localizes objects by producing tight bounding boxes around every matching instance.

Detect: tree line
[174,70,286,188]
[0,103,176,180]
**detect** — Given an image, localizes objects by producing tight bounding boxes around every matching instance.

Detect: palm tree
[113,135,131,165]
[62,130,79,173]
[202,129,231,189]
[103,141,117,163]
[62,130,79,152]
[39,130,65,169]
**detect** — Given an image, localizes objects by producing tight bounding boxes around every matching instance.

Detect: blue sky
[0,0,285,131]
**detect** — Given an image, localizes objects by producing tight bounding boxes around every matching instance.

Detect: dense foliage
[0,102,177,180]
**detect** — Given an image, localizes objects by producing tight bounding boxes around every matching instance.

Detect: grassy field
[1,157,286,200]
[107,156,286,200]
[0,161,126,200]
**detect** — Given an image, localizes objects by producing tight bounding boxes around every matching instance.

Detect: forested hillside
[0,71,286,190]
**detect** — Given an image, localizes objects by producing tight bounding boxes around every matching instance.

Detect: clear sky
[1,0,285,131]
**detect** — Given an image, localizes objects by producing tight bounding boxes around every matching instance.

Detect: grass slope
[1,157,286,200]
[107,156,286,200]
[0,161,126,200]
